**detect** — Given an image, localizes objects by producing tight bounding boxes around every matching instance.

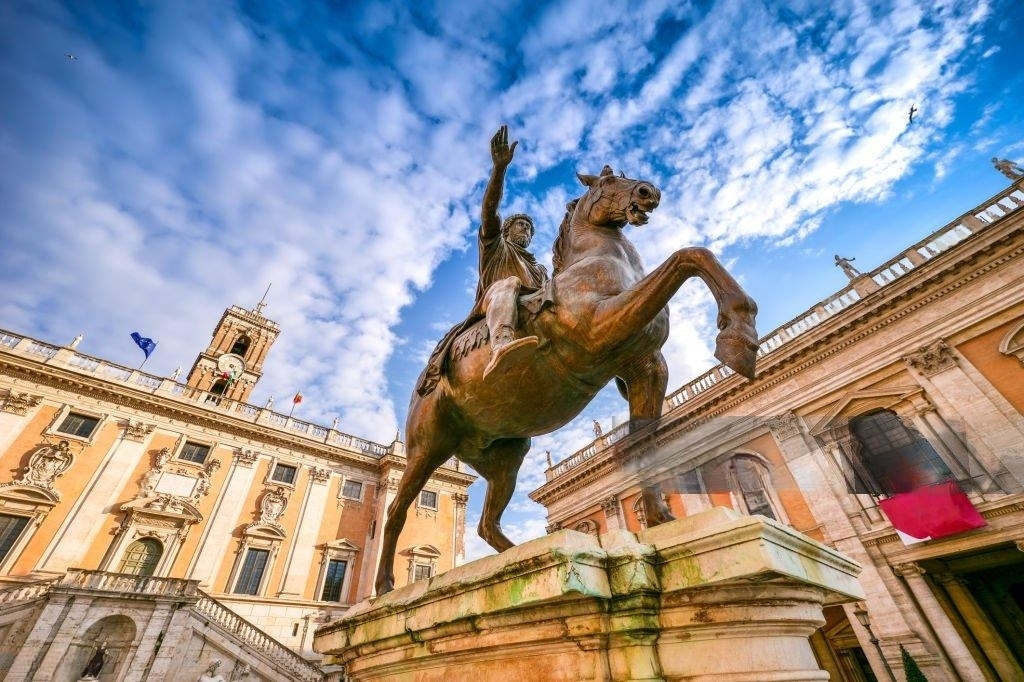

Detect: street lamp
[853,604,897,682]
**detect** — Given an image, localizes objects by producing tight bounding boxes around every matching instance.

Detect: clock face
[217,354,245,374]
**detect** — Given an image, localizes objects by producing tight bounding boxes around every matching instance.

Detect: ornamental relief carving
[766,413,802,441]
[121,420,154,442]
[136,447,220,507]
[904,340,958,377]
[309,466,331,484]
[1,392,42,416]
[234,448,260,467]
[249,486,289,532]
[3,440,75,494]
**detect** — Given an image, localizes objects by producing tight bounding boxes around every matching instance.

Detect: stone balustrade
[195,591,323,682]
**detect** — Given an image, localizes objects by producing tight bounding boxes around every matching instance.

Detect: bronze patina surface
[376,128,758,594]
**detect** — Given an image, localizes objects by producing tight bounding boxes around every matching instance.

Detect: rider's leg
[483,276,538,379]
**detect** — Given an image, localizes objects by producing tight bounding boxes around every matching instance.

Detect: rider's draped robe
[418,230,550,396]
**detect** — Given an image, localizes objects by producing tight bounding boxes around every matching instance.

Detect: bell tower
[185,290,280,404]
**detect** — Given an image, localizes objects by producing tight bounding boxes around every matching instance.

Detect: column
[600,497,623,531]
[277,466,331,596]
[933,573,1024,682]
[39,423,154,572]
[893,563,986,681]
[187,449,259,587]
[452,493,468,567]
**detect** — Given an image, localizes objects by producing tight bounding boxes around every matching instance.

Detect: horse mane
[551,198,580,276]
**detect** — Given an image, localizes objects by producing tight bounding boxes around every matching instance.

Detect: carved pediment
[807,386,923,437]
[120,495,203,523]
[323,538,360,553]
[243,523,287,541]
[999,319,1024,366]
[401,544,441,558]
[0,483,60,506]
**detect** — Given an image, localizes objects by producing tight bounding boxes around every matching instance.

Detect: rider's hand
[491,125,518,169]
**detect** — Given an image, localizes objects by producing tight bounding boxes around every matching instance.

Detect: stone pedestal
[314,508,863,681]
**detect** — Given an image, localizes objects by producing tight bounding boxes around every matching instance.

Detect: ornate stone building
[532,177,1024,681]
[0,302,475,681]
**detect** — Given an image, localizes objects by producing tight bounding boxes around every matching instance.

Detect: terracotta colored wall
[956,318,1024,414]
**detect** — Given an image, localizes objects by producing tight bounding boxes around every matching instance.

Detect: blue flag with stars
[130,332,157,358]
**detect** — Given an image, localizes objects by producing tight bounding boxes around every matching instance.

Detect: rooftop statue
[375,126,759,594]
[992,157,1024,180]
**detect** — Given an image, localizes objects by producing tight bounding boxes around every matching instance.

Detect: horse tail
[551,198,579,276]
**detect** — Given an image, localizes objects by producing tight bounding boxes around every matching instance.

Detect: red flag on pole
[293,391,303,404]
[878,480,986,544]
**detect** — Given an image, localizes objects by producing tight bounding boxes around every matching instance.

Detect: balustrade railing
[0,335,397,462]
[60,568,198,597]
[194,591,322,682]
[0,577,61,605]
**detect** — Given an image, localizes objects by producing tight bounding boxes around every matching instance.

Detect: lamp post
[854,604,897,682]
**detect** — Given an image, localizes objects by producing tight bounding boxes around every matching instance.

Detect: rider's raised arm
[480,125,517,241]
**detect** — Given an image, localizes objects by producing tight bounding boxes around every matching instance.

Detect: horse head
[574,165,661,228]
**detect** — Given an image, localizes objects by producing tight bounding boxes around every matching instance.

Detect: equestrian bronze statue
[376,127,758,594]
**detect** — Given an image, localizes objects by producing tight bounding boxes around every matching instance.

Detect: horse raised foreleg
[590,247,758,378]
[471,437,530,552]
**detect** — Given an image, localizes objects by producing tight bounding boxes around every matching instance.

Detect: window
[234,548,270,595]
[209,379,228,397]
[729,455,778,521]
[418,490,438,510]
[271,464,297,485]
[118,538,163,576]
[413,564,433,582]
[179,442,210,465]
[850,410,952,495]
[0,514,30,564]
[320,559,348,601]
[230,335,251,356]
[341,479,363,501]
[56,412,99,439]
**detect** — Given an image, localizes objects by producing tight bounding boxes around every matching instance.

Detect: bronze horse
[376,165,758,594]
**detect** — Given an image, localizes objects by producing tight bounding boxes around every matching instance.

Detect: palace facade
[531,177,1024,681]
[0,302,475,681]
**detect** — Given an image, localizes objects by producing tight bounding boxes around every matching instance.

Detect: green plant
[901,644,927,682]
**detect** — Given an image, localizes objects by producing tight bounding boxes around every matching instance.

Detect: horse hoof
[483,335,539,381]
[715,335,757,379]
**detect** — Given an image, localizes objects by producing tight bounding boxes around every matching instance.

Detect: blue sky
[2,0,1022,561]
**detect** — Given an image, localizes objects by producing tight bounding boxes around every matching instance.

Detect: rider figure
[477,125,547,379]
[417,126,548,394]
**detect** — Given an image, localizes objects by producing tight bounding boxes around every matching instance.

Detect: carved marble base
[314,507,863,681]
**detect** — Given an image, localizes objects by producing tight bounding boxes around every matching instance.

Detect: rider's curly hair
[501,213,534,237]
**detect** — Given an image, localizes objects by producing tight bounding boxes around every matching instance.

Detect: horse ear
[600,165,614,177]
[577,172,598,187]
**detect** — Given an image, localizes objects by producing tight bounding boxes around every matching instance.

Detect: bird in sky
[908,104,918,124]
[65,53,77,60]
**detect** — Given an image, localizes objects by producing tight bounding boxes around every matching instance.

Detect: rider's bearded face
[507,219,533,247]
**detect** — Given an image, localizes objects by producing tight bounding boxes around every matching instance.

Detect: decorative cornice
[892,562,925,578]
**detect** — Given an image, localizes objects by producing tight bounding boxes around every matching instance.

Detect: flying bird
[908,104,918,124]
[65,53,77,60]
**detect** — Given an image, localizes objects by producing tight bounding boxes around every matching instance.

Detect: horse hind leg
[619,353,675,526]
[472,437,530,552]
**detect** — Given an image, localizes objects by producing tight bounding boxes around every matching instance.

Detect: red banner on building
[878,480,986,544]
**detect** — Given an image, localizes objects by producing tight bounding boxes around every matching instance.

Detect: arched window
[119,538,163,576]
[230,335,252,357]
[209,379,228,397]
[850,409,952,495]
[573,519,599,536]
[729,455,778,521]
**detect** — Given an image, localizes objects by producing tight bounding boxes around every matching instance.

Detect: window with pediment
[729,455,779,521]
[316,538,359,603]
